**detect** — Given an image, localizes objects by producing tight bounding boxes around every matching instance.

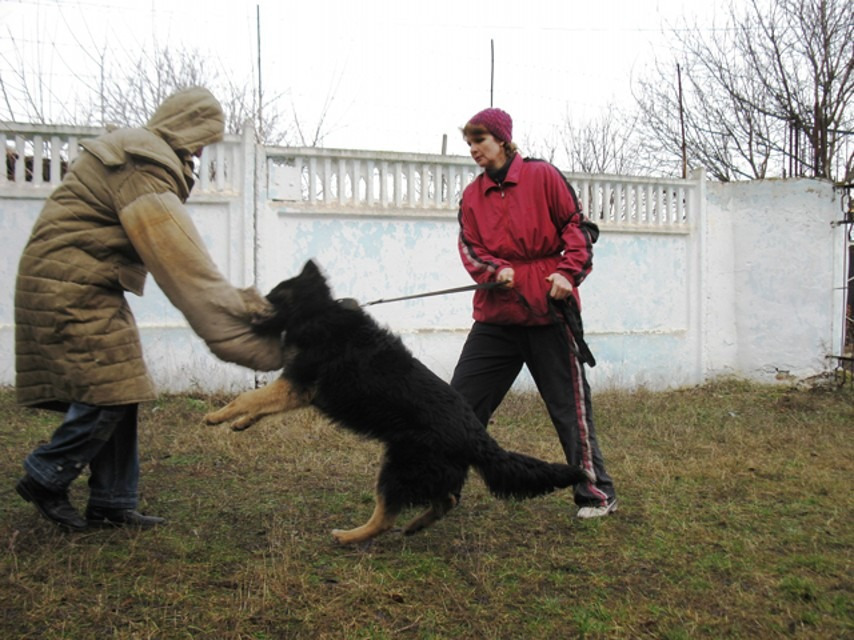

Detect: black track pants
[450,321,616,507]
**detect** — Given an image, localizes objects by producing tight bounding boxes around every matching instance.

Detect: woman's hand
[546,273,573,300]
[497,267,515,288]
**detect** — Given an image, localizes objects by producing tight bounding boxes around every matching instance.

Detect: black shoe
[16,475,88,531]
[85,507,166,529]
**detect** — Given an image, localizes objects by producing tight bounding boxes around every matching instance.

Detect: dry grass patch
[0,380,851,639]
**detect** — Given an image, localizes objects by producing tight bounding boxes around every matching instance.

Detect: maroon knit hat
[467,108,513,143]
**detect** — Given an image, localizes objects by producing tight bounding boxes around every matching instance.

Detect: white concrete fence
[1,122,847,394]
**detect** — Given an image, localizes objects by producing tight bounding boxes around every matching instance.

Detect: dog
[205,260,587,544]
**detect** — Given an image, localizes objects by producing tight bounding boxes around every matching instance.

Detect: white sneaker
[576,498,618,519]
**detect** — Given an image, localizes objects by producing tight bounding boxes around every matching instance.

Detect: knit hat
[467,108,513,143]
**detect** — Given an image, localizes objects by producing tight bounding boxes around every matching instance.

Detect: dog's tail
[470,430,587,499]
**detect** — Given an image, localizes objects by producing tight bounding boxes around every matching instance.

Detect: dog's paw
[204,410,257,431]
[331,529,369,546]
[229,417,257,432]
[331,529,349,545]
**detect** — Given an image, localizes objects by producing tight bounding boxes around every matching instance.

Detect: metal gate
[832,184,854,383]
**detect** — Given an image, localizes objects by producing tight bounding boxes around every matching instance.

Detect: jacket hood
[146,87,225,155]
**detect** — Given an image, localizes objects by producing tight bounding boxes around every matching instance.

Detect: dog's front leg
[204,378,310,431]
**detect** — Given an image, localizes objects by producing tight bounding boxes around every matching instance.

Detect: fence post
[240,120,258,288]
[690,167,708,385]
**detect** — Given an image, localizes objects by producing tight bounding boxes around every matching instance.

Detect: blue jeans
[24,402,140,510]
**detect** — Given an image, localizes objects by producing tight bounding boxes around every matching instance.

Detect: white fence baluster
[32,135,44,186]
[0,124,699,229]
[407,163,415,207]
[215,144,225,191]
[420,164,430,208]
[50,136,62,185]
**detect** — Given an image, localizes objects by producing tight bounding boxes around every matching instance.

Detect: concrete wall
[0,132,845,395]
[249,168,843,391]
[703,179,844,382]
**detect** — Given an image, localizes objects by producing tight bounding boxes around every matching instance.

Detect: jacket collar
[480,153,522,194]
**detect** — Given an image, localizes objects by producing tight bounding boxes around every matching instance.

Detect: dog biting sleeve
[119,191,283,371]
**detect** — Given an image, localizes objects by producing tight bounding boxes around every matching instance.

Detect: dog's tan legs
[204,378,310,430]
[402,493,458,537]
[332,493,400,545]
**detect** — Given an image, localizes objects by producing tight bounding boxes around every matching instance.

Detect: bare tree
[518,130,558,165]
[520,106,647,176]
[0,28,91,124]
[560,105,647,175]
[1,33,335,148]
[635,54,778,181]
[292,97,331,148]
[218,76,290,146]
[635,0,853,182]
[89,46,294,145]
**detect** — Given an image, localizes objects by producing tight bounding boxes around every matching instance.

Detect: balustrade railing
[572,174,695,229]
[266,147,478,215]
[2,122,101,187]
[2,122,243,195]
[195,135,244,194]
[3,123,700,229]
[268,146,698,229]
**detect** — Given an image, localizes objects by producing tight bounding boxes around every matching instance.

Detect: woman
[451,107,617,518]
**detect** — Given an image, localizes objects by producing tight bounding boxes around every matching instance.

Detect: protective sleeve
[119,191,282,371]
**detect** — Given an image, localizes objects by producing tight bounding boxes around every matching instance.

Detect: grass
[0,379,851,639]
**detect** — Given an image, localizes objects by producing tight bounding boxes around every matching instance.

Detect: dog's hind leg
[204,378,311,431]
[402,493,458,536]
[332,493,400,545]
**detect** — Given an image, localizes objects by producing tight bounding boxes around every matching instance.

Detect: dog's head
[253,259,334,333]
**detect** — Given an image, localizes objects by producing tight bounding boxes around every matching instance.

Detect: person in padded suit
[14,87,282,530]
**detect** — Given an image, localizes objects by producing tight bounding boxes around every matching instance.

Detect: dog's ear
[302,260,321,278]
[299,259,331,294]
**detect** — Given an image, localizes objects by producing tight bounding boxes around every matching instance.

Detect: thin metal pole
[490,39,494,107]
[677,64,687,179]
[256,5,263,139]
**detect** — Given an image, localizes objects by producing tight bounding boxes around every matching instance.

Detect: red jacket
[457,155,596,326]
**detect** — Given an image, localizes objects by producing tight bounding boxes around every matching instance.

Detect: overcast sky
[0,0,728,156]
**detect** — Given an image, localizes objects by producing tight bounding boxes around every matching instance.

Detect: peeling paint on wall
[0,171,842,393]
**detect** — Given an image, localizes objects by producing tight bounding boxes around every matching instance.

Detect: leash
[362,281,505,306]
[506,288,597,367]
[360,279,596,367]
[547,296,596,367]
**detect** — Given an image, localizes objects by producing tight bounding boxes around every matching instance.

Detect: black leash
[360,279,596,367]
[506,287,596,367]
[362,281,505,306]
[547,296,596,367]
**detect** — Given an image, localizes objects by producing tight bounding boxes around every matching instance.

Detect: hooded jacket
[15,87,282,411]
[457,154,597,326]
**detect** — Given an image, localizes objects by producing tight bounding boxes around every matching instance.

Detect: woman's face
[466,132,507,171]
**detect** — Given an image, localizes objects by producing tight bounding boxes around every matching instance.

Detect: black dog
[205,260,587,544]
